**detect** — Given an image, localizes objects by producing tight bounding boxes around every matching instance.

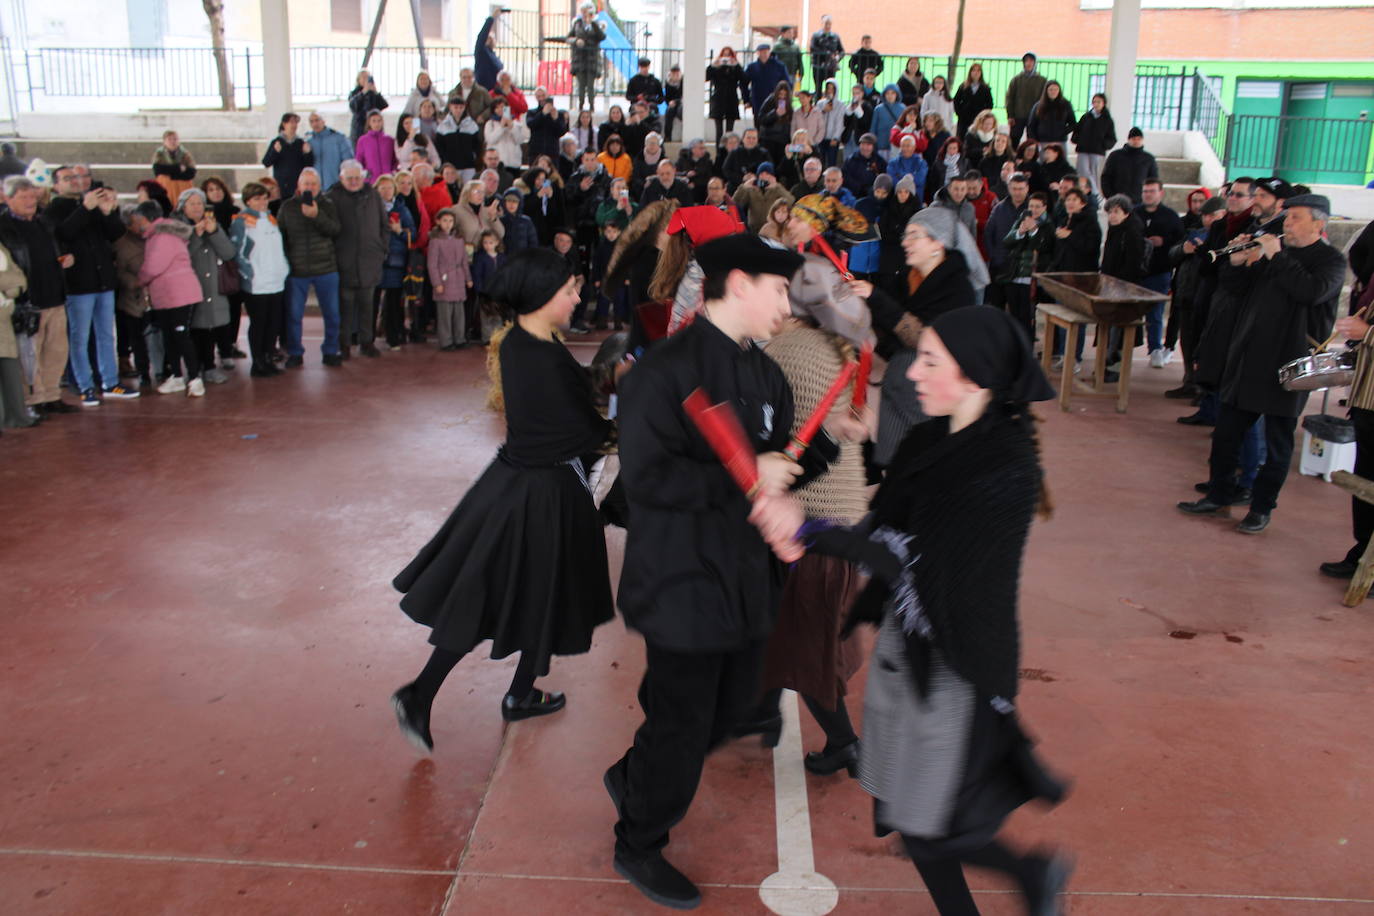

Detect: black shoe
[339,346,351,361]
[250,365,276,378]
[1177,498,1230,517]
[1177,412,1214,426]
[284,355,304,368]
[1103,369,1120,384]
[1320,560,1358,579]
[361,343,381,358]
[1236,511,1270,534]
[391,683,433,754]
[500,688,566,722]
[614,852,702,910]
[322,354,343,367]
[45,400,80,414]
[732,714,782,749]
[1024,852,1075,916]
[439,343,459,351]
[231,346,249,359]
[1191,481,1250,505]
[1164,384,1198,400]
[803,740,859,777]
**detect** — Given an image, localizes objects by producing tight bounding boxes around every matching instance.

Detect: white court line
[0,847,454,876]
[759,689,840,916]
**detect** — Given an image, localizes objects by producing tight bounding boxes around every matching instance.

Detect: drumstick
[851,342,874,413]
[1317,304,1370,353]
[683,388,762,499]
[784,361,859,461]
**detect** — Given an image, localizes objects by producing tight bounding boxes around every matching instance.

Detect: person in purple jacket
[426,208,472,350]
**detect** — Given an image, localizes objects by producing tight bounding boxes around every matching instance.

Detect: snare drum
[1278,347,1357,392]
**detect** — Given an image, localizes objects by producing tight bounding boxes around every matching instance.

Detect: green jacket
[1005,71,1048,121]
[278,195,341,278]
[772,38,803,79]
[1002,216,1053,281]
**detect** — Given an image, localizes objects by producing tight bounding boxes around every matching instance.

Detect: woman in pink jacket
[355,109,399,182]
[137,203,207,396]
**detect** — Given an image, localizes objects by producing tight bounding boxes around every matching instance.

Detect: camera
[89,180,105,191]
[300,190,314,205]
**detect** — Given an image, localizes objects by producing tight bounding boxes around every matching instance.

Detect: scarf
[974,128,994,143]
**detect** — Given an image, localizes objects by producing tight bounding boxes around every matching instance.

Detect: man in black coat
[43,165,128,404]
[1178,193,1347,535]
[625,58,664,107]
[326,161,389,358]
[721,127,769,192]
[607,234,829,910]
[1134,177,1186,366]
[1100,127,1158,204]
[638,159,694,207]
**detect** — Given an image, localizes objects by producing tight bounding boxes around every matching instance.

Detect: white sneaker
[186,377,206,397]
[1050,356,1065,371]
[1161,348,1175,366]
[157,375,187,395]
[1149,349,1166,369]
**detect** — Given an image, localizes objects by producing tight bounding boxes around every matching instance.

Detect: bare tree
[203,0,236,111]
[948,0,967,86]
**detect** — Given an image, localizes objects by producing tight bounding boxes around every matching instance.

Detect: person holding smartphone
[347,70,388,147]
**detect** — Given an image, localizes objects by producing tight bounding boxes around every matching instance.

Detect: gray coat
[326,183,389,288]
[568,18,606,77]
[179,217,238,330]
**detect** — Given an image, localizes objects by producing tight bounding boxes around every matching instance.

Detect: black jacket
[348,86,389,142]
[1194,214,1258,388]
[1101,212,1147,283]
[617,317,798,651]
[722,145,769,191]
[868,248,976,332]
[706,62,745,121]
[1219,240,1347,417]
[325,183,388,288]
[0,208,63,307]
[1100,145,1158,204]
[848,48,883,82]
[41,195,123,294]
[1025,98,1075,145]
[277,195,341,277]
[1071,110,1117,156]
[626,73,664,106]
[898,72,930,107]
[261,135,315,199]
[640,178,694,208]
[675,149,715,202]
[526,107,569,162]
[1049,210,1101,272]
[953,83,994,135]
[1134,203,1185,276]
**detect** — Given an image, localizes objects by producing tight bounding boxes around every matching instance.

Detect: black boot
[732,713,782,748]
[614,851,702,910]
[1023,852,1075,916]
[1320,559,1358,579]
[391,683,433,753]
[803,740,859,777]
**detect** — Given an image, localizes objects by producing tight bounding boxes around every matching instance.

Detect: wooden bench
[1037,302,1145,414]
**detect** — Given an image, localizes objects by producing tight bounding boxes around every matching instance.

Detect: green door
[1279,82,1374,185]
[1229,80,1284,178]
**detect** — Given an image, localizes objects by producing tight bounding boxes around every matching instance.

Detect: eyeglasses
[1226,191,1251,198]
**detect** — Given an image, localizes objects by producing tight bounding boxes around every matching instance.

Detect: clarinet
[1209,213,1286,262]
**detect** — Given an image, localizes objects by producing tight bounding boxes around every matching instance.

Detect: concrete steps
[10,138,265,166]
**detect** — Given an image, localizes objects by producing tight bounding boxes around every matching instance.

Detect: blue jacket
[886,153,928,199]
[471,250,505,293]
[822,186,856,207]
[474,17,504,90]
[500,210,540,254]
[743,57,791,114]
[842,150,883,197]
[380,196,415,289]
[307,127,353,190]
[869,85,906,153]
[848,193,887,273]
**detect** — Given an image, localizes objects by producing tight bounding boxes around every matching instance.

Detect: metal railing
[1226,114,1374,179]
[1188,69,1230,163]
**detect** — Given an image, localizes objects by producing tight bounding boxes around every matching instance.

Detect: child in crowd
[427,209,473,350]
[471,229,506,345]
[591,222,629,331]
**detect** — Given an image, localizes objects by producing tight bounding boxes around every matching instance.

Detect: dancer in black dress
[391,248,615,751]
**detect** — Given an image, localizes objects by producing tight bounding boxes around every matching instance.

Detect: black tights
[756,687,858,750]
[905,838,1043,916]
[411,646,540,708]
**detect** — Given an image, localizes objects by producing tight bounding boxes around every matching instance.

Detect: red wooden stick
[683,388,762,499]
[851,342,874,412]
[784,361,858,461]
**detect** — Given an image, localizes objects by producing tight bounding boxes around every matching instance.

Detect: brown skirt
[761,553,865,710]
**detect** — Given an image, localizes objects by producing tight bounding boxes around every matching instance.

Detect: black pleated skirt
[393,452,614,677]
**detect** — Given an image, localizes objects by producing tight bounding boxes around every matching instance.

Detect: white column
[260,0,293,126]
[682,0,707,141]
[1105,0,1141,133]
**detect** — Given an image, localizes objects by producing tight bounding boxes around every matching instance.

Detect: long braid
[1006,402,1053,520]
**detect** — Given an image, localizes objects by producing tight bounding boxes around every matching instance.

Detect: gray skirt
[859,610,975,838]
[875,349,929,467]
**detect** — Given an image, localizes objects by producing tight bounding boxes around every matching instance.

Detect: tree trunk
[202,0,236,111]
[948,0,967,86]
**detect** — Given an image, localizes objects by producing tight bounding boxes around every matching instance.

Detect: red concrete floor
[2,318,1373,914]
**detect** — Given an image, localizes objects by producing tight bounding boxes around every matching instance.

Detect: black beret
[1285,192,1331,213]
[695,233,804,283]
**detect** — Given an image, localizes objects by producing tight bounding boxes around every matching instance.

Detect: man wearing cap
[772,26,804,86]
[842,132,884,197]
[1100,128,1159,204]
[1005,53,1047,147]
[626,57,664,107]
[808,15,845,96]
[733,161,794,233]
[607,232,829,910]
[1178,192,1347,535]
[743,44,791,116]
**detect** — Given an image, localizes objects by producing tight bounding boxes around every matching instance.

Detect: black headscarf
[930,306,1055,404]
[485,248,572,315]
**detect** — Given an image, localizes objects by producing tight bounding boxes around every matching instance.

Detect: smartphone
[300,190,314,205]
[619,189,629,199]
[1189,230,1207,245]
[89,180,105,191]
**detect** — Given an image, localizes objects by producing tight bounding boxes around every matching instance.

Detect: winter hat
[1199,197,1226,217]
[24,158,51,188]
[502,187,525,201]
[872,174,894,194]
[896,174,917,196]
[756,161,776,177]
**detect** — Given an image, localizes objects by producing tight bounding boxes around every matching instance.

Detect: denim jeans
[285,272,341,357]
[1140,272,1171,352]
[66,290,117,393]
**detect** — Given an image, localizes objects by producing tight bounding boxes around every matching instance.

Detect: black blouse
[500,323,612,466]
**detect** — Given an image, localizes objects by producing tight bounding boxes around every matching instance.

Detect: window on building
[332,0,363,32]
[420,0,446,40]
